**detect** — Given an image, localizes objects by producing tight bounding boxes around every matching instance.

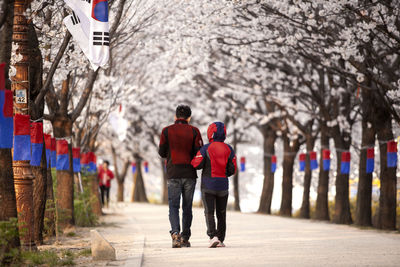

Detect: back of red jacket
[158,119,203,179]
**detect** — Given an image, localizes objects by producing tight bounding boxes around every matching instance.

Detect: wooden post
[11,0,36,250]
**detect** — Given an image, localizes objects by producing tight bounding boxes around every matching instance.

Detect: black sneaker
[181,238,191,247]
[171,233,181,248]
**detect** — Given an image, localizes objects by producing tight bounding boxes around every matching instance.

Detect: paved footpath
[103,202,400,267]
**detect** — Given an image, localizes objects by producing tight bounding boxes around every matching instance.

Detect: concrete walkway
[116,203,400,267]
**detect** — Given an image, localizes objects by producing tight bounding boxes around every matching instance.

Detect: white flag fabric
[63,0,110,70]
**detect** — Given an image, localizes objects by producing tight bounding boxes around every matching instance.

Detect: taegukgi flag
[63,0,110,70]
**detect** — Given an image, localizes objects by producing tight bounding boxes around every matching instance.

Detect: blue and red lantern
[50,137,56,168]
[299,153,306,171]
[271,155,277,173]
[30,122,43,166]
[72,147,81,173]
[322,149,330,171]
[387,141,397,168]
[56,139,69,171]
[366,147,374,174]
[13,114,31,161]
[240,157,246,172]
[310,151,318,170]
[0,89,13,148]
[144,161,149,173]
[131,162,136,173]
[340,151,351,174]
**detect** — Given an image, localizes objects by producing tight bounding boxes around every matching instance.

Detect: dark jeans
[168,178,196,240]
[202,190,228,242]
[100,185,110,206]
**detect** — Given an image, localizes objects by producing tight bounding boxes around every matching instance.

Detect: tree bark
[376,109,397,230]
[299,134,316,219]
[44,166,55,237]
[132,157,148,202]
[32,145,47,245]
[117,180,124,202]
[315,123,330,220]
[89,173,102,216]
[279,134,300,217]
[258,126,276,214]
[355,85,375,226]
[232,127,240,211]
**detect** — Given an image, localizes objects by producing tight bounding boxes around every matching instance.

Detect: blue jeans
[168,178,196,240]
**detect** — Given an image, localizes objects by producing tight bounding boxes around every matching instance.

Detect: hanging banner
[240,157,246,172]
[310,151,318,170]
[131,162,136,173]
[56,139,69,171]
[271,155,277,173]
[13,114,31,161]
[387,140,398,168]
[366,147,374,174]
[81,152,90,171]
[30,122,43,166]
[144,161,149,173]
[44,134,52,168]
[0,89,13,148]
[51,137,56,168]
[87,151,97,173]
[340,151,351,174]
[299,153,306,171]
[322,149,330,171]
[72,147,81,173]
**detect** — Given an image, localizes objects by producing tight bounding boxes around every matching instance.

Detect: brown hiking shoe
[181,238,191,247]
[171,233,181,248]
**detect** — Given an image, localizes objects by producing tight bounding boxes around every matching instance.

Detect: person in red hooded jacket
[98,160,114,208]
[191,122,237,248]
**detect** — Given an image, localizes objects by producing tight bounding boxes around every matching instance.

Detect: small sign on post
[16,89,27,104]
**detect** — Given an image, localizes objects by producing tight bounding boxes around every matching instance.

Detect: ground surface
[41,202,400,266]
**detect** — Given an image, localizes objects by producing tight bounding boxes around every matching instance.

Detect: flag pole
[11,0,36,250]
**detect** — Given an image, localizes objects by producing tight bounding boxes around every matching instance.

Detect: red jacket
[98,167,114,188]
[158,119,203,179]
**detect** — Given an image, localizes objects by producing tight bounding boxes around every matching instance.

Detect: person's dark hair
[176,105,192,119]
[103,160,110,166]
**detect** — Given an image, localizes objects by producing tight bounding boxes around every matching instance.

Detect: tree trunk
[161,158,168,204]
[44,166,55,237]
[333,148,353,224]
[355,92,375,226]
[0,1,19,253]
[132,157,148,202]
[315,123,330,220]
[117,180,124,202]
[258,126,276,214]
[232,128,240,211]
[376,111,397,230]
[32,145,47,245]
[89,173,102,216]
[299,134,315,219]
[279,135,299,217]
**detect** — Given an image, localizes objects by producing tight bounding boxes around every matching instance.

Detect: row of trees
[104,0,400,231]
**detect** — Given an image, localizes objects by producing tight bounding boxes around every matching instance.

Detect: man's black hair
[103,160,110,166]
[176,105,192,119]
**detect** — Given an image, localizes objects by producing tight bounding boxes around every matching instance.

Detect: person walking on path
[158,105,203,248]
[98,160,114,208]
[191,122,237,248]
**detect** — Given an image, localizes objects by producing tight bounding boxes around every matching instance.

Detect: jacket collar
[175,119,188,124]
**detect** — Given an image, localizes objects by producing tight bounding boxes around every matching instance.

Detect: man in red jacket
[98,160,114,208]
[159,105,203,248]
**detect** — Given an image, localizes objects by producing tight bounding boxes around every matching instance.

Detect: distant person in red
[191,122,237,248]
[98,160,114,208]
[158,105,203,248]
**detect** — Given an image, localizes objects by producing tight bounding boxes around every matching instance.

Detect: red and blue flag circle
[92,0,109,22]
